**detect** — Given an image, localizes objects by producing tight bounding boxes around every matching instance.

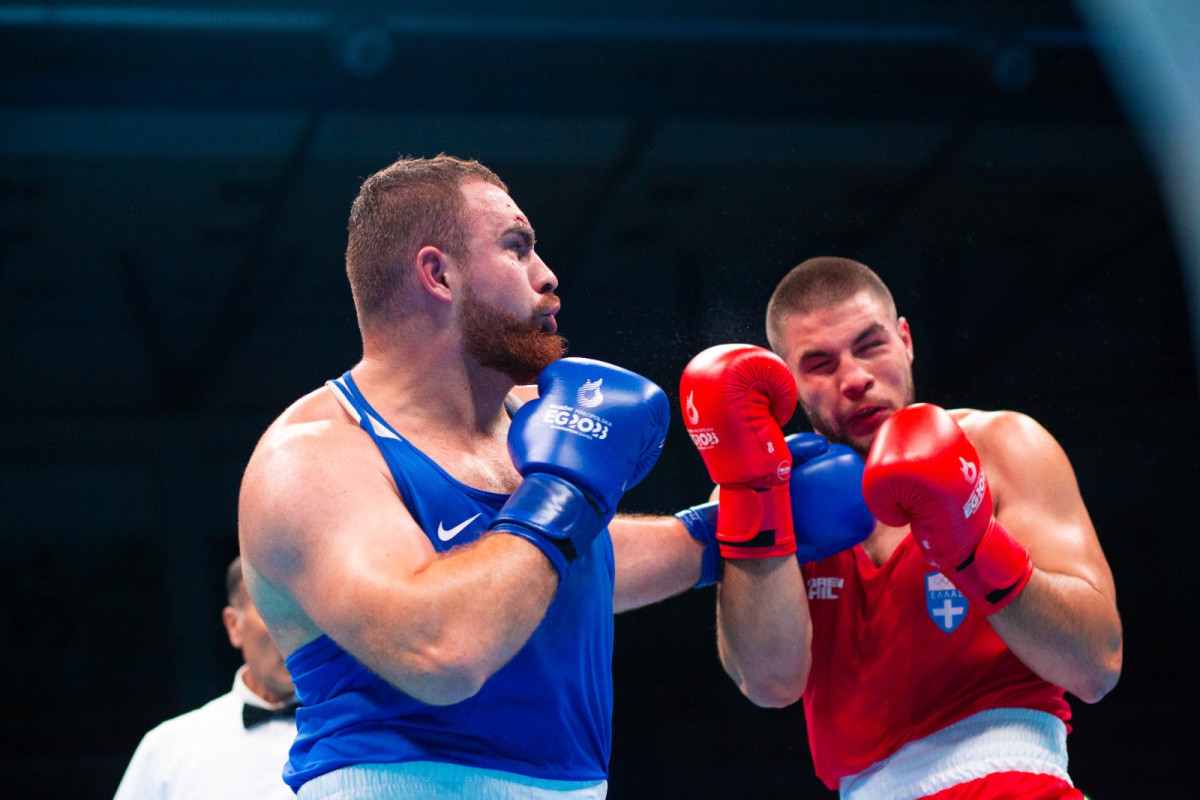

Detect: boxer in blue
[237,155,708,799]
[237,155,872,799]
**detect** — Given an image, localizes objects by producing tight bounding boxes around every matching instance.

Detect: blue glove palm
[786,433,875,563]
[676,432,875,585]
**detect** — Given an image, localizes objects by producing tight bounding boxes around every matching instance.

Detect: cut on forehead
[457,180,535,258]
[462,179,524,222]
[766,256,896,353]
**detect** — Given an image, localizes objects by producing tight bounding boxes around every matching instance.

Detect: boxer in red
[717,256,1123,799]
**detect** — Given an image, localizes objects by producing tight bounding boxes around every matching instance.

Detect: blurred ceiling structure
[2,0,1178,417]
[0,2,1195,797]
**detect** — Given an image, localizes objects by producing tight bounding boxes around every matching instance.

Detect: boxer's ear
[416,245,454,302]
[898,316,914,363]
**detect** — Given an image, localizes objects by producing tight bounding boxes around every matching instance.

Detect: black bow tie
[242,702,299,729]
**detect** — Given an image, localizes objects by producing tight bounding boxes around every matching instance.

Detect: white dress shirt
[114,666,296,800]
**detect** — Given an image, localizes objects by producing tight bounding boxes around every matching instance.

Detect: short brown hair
[766,256,897,354]
[345,154,508,325]
[225,555,245,606]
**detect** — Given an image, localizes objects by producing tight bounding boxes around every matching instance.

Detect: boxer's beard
[460,287,566,384]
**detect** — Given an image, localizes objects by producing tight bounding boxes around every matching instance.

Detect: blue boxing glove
[675,501,722,588]
[492,358,670,579]
[786,433,875,563]
[676,432,874,582]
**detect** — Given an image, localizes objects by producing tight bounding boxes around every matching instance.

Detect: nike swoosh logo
[437,513,482,542]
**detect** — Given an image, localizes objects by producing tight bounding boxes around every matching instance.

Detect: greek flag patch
[926,571,968,633]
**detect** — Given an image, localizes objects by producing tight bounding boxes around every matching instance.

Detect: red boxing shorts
[923,771,1083,799]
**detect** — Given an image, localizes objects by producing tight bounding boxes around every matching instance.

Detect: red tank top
[802,535,1070,790]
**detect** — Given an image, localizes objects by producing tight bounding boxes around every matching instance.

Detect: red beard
[460,287,567,384]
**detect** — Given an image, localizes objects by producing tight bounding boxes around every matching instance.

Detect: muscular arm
[610,514,704,612]
[715,431,872,708]
[716,556,810,707]
[610,509,810,705]
[965,410,1123,703]
[239,419,558,707]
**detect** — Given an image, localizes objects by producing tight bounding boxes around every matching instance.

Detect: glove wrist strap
[491,473,604,580]
[949,518,1033,615]
[716,484,796,559]
[675,502,723,587]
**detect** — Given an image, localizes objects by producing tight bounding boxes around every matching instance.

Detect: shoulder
[239,393,384,563]
[949,407,1076,503]
[950,407,1058,458]
[239,384,439,654]
[251,384,365,457]
[118,692,260,797]
[951,407,1063,468]
[238,386,400,640]
[242,385,385,502]
[140,691,237,745]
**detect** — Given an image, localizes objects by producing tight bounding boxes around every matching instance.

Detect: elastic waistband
[297,761,607,800]
[840,708,1071,800]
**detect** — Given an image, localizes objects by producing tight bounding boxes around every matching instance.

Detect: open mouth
[846,405,887,433]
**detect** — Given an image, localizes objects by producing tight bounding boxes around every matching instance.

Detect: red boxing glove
[862,403,1032,614]
[680,344,798,558]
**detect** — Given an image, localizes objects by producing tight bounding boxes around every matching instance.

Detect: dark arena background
[1,2,1197,797]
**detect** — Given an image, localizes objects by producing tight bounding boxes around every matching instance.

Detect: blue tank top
[282,372,615,790]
